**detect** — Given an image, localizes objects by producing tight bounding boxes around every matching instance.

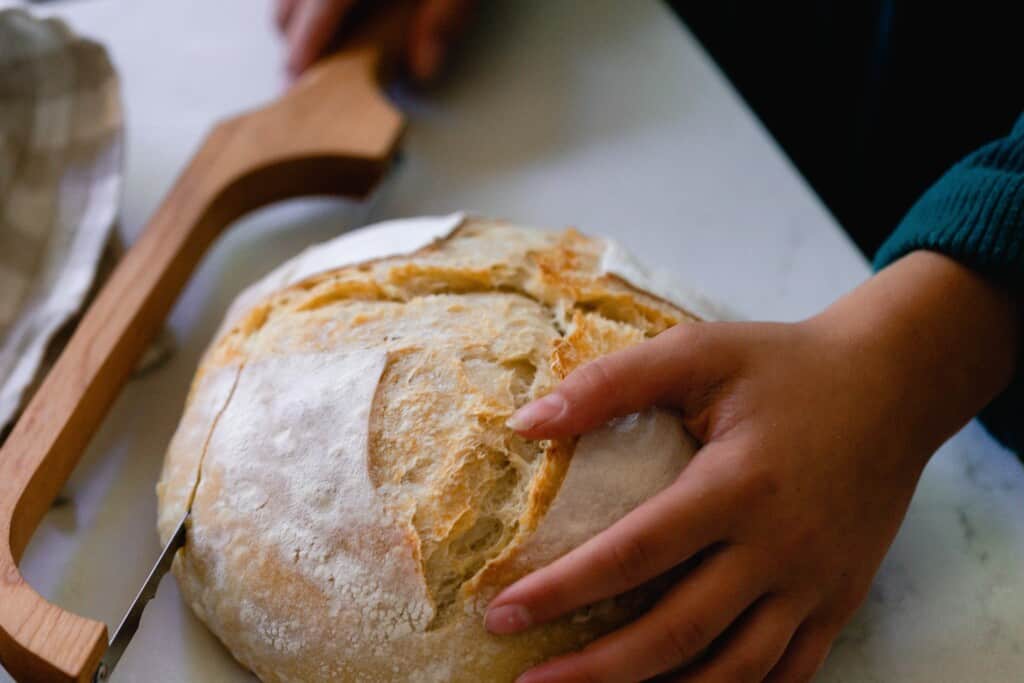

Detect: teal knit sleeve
[873,114,1024,454]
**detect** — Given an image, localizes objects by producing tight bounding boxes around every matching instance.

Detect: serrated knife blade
[93,513,188,682]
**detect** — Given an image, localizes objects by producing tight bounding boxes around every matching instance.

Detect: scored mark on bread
[183,361,245,522]
[363,295,552,629]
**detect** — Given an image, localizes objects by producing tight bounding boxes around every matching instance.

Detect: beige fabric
[0,9,122,432]
[158,219,703,682]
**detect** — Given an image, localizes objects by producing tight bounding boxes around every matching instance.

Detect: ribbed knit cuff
[874,117,1024,291]
[874,114,1024,455]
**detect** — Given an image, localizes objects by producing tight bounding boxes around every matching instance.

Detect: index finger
[507,323,734,440]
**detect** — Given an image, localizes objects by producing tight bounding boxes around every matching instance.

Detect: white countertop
[1,1,1022,681]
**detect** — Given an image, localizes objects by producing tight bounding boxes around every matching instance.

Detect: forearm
[811,250,1020,457]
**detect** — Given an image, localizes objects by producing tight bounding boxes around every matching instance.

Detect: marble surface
[1,1,1021,681]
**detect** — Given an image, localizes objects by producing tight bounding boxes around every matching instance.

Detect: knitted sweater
[874,114,1024,454]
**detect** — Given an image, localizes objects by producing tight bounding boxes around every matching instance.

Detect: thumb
[507,323,735,439]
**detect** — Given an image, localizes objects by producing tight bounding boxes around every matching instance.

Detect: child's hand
[487,251,1019,682]
[276,0,475,80]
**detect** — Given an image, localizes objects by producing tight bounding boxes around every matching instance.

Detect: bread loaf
[156,215,712,682]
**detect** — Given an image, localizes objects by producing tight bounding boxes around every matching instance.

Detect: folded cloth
[0,9,123,434]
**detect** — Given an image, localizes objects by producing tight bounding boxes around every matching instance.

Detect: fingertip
[285,49,308,79]
[409,38,444,83]
[506,394,567,435]
[284,0,353,78]
[484,603,533,635]
[285,27,321,76]
[275,0,299,32]
[514,657,575,683]
[284,32,312,76]
[514,668,545,683]
[409,0,477,84]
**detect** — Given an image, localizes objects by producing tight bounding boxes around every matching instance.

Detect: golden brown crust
[157,218,702,682]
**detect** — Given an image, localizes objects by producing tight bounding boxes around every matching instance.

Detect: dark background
[667,0,1022,258]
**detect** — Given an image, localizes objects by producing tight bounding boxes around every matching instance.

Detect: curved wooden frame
[0,5,411,680]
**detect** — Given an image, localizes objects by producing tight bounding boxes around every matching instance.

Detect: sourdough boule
[157,215,713,682]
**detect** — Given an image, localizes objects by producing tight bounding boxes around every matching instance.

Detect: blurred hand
[276,0,475,81]
[486,251,1019,682]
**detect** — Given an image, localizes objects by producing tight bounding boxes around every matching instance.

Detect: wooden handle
[0,3,413,680]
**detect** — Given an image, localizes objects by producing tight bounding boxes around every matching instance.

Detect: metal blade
[94,513,188,681]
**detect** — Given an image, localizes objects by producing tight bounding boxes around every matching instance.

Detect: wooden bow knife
[0,3,414,680]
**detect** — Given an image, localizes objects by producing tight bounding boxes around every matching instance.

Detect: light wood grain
[0,3,411,680]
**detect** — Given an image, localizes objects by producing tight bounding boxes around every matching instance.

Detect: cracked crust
[156,218,702,682]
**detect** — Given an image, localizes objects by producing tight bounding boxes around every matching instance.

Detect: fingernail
[485,603,532,634]
[506,394,566,432]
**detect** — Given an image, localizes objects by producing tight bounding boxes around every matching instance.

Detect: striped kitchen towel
[0,9,123,433]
